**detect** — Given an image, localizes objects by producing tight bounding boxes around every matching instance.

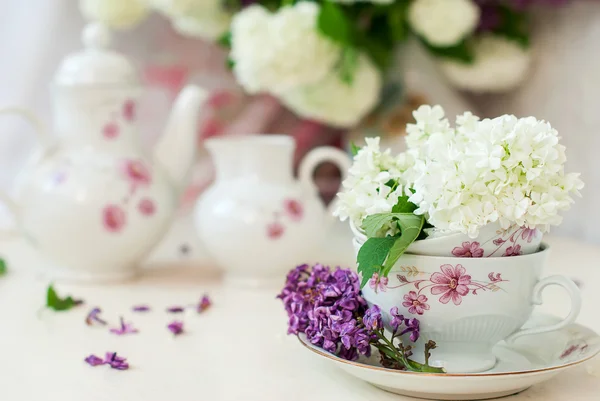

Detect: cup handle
[0,106,50,148]
[298,146,351,216]
[505,275,582,343]
[0,107,49,238]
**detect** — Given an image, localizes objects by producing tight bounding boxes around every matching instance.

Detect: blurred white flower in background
[79,0,149,29]
[280,55,382,128]
[439,35,532,93]
[408,0,480,47]
[151,0,231,41]
[230,2,339,95]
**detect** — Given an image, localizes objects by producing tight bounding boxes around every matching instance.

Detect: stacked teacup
[336,107,584,373]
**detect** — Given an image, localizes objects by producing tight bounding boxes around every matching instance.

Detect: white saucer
[298,313,600,400]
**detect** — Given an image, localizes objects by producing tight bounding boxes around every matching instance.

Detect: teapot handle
[0,107,49,237]
[298,146,352,217]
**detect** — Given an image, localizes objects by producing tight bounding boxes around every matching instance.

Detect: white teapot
[194,135,351,285]
[0,24,208,282]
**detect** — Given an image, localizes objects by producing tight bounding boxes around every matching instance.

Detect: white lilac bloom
[230,2,339,95]
[408,0,480,47]
[79,0,149,29]
[439,35,532,93]
[404,106,584,237]
[334,137,408,233]
[280,54,382,128]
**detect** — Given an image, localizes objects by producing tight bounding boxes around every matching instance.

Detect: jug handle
[0,107,50,237]
[298,146,352,218]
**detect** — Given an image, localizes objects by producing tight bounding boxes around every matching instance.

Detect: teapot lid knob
[82,23,111,50]
[53,22,138,87]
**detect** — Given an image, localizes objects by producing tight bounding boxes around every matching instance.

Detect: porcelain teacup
[359,243,582,373]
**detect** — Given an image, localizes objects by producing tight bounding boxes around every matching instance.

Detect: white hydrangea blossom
[150,0,231,40]
[334,137,408,233]
[439,35,532,93]
[408,0,480,47]
[230,2,339,95]
[404,105,584,237]
[280,54,382,128]
[80,0,149,29]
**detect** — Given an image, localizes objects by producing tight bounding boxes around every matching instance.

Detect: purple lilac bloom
[278,264,375,361]
[84,354,105,367]
[85,308,107,326]
[197,295,212,313]
[167,320,184,335]
[166,306,185,313]
[105,352,129,370]
[132,305,150,312]
[400,317,421,342]
[363,305,382,331]
[109,316,139,335]
[389,306,405,333]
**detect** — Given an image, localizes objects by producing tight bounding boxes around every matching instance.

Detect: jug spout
[154,85,208,192]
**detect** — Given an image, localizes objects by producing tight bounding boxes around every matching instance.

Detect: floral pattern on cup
[265,198,304,240]
[376,264,509,312]
[103,122,120,139]
[103,205,126,232]
[123,100,136,122]
[267,222,285,239]
[453,225,540,257]
[138,198,156,216]
[452,241,484,257]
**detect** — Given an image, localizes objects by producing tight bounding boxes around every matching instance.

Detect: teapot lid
[54,23,138,86]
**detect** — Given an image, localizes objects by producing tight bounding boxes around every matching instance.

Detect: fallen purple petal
[166,306,185,313]
[197,295,212,313]
[132,305,151,312]
[85,307,107,326]
[84,354,105,367]
[167,320,184,335]
[109,316,139,335]
[105,352,129,370]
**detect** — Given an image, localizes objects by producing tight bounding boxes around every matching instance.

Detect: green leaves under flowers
[357,196,425,288]
[338,47,359,85]
[0,259,6,276]
[317,2,353,46]
[494,6,530,47]
[217,31,231,48]
[46,284,83,311]
[357,237,395,288]
[350,141,361,156]
[423,39,475,64]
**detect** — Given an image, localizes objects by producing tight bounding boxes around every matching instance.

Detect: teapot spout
[154,85,208,192]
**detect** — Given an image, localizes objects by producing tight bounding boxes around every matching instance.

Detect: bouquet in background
[80,0,571,131]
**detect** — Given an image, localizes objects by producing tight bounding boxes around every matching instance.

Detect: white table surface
[1,221,599,401]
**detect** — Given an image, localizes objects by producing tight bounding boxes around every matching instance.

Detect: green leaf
[46,284,83,311]
[381,214,424,276]
[217,31,232,48]
[423,39,474,64]
[387,3,409,42]
[391,195,418,214]
[317,2,353,46]
[226,58,235,70]
[494,6,530,47]
[360,36,393,71]
[338,47,359,85]
[357,237,396,288]
[350,141,361,156]
[362,211,419,237]
[0,259,6,275]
